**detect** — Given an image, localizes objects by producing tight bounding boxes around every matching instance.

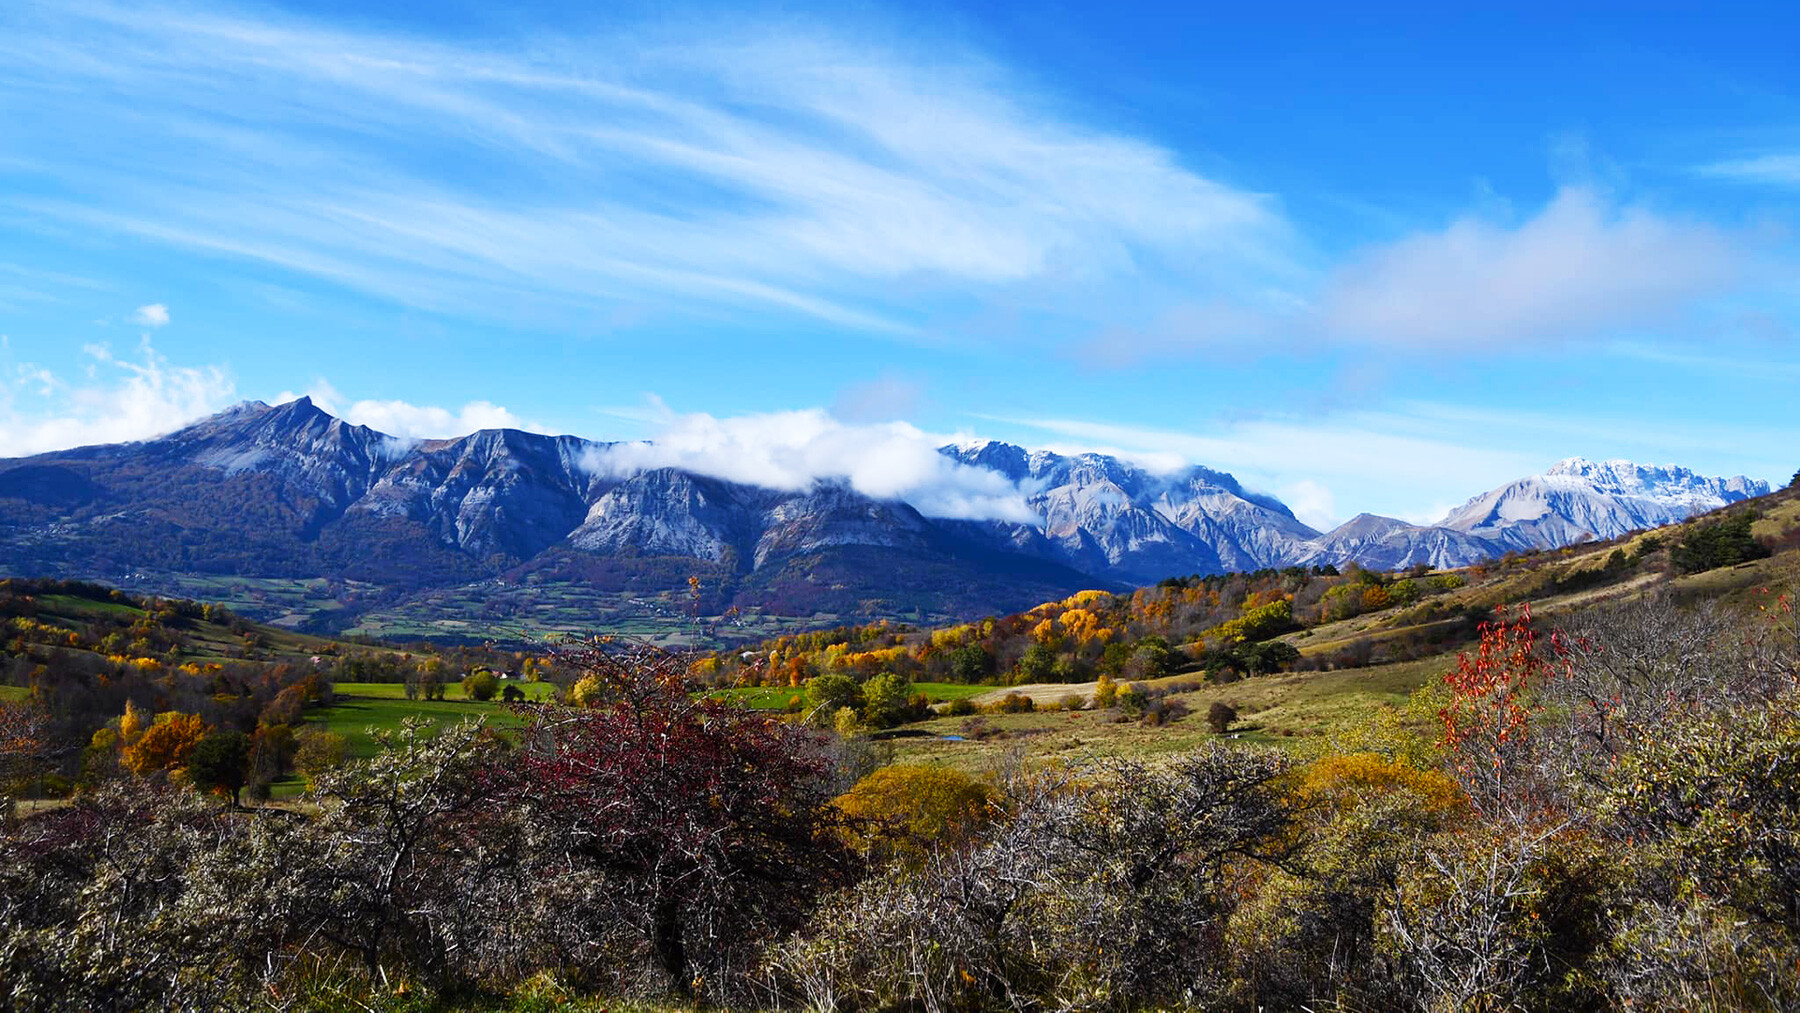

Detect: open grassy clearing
[309,695,523,759]
[709,680,992,710]
[312,686,549,757]
[269,686,550,799]
[0,684,29,703]
[332,680,558,701]
[36,593,144,618]
[883,651,1456,771]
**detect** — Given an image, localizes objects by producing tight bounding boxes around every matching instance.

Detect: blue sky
[2,0,1798,528]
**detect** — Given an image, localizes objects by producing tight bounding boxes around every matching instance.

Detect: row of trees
[694,560,1489,706]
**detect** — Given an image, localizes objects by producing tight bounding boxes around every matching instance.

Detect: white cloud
[0,338,234,457]
[338,399,539,440]
[274,380,547,440]
[131,302,170,327]
[1321,187,1744,346]
[581,408,1039,523]
[1276,480,1337,532]
[0,2,1291,339]
[1700,153,1800,187]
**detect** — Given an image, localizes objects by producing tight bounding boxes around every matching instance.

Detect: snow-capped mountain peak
[1438,458,1769,551]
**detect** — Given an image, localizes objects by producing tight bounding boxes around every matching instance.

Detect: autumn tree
[1207,700,1237,734]
[121,712,210,778]
[1439,604,1565,814]
[512,641,858,1000]
[0,700,53,819]
[835,764,994,864]
[292,727,348,788]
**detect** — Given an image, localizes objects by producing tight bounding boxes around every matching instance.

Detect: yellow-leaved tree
[835,764,994,864]
[121,712,210,777]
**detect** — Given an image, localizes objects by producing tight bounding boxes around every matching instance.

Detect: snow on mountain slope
[2,401,1778,619]
[1297,514,1505,572]
[938,441,1318,582]
[1439,457,1770,552]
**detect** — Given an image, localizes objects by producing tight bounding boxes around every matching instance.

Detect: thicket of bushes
[2,594,1798,1011]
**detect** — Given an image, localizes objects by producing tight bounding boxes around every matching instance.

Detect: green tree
[188,730,252,806]
[1672,513,1770,574]
[806,673,863,721]
[1015,643,1057,683]
[1129,638,1176,679]
[860,672,914,729]
[461,670,498,701]
[948,644,991,683]
[1243,640,1301,675]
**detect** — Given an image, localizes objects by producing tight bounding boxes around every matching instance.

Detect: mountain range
[0,398,1771,635]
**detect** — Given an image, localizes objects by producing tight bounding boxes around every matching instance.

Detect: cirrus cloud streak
[0,0,1288,340]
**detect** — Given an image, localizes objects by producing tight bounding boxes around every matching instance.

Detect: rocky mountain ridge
[1437,457,1771,554]
[0,399,1772,632]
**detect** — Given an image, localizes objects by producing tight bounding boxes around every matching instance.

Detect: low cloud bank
[582,408,1040,524]
[0,338,233,457]
[277,381,548,441]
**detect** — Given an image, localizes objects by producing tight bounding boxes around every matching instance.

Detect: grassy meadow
[878,652,1454,770]
[267,681,558,799]
[311,682,556,757]
[706,680,992,710]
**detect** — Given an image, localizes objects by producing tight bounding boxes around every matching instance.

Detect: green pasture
[331,680,557,702]
[36,593,145,618]
[885,652,1458,771]
[310,683,553,757]
[708,680,993,711]
[271,684,554,800]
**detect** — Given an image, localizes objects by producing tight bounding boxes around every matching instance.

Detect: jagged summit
[933,439,1317,582]
[1438,458,1769,552]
